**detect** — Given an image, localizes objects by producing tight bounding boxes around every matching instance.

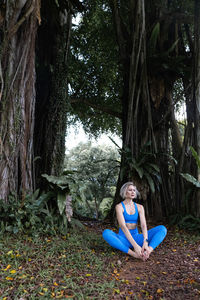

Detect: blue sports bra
[121,201,138,224]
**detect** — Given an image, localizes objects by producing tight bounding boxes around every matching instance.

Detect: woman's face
[125,185,137,199]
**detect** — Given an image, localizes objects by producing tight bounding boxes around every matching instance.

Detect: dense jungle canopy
[0,0,200,229]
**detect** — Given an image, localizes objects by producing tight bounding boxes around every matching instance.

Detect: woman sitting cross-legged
[102,182,167,261]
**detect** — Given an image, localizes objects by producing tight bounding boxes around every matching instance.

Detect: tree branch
[109,0,128,62]
[8,2,35,38]
[70,97,122,119]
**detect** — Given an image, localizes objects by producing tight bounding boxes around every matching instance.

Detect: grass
[0,226,120,299]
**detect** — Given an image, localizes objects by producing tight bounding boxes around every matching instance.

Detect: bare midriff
[126,223,137,230]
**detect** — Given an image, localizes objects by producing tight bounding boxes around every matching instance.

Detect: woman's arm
[115,204,142,256]
[138,204,149,255]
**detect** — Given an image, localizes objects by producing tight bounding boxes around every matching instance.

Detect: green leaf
[180,173,200,188]
[32,189,40,199]
[162,153,177,165]
[70,218,85,229]
[148,163,160,173]
[144,172,155,193]
[42,174,71,190]
[190,146,200,169]
[57,192,67,215]
[33,156,41,162]
[149,23,160,55]
[132,164,144,179]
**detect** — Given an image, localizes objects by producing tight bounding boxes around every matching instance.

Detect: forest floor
[0,221,199,299]
[88,220,200,300]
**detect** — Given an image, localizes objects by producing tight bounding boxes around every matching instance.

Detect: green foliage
[42,173,71,215]
[119,142,161,193]
[65,142,120,219]
[180,146,200,188]
[68,0,122,136]
[169,186,200,232]
[146,3,192,79]
[180,173,200,188]
[148,22,160,56]
[0,170,86,235]
[191,146,200,169]
[0,190,54,235]
[41,171,89,233]
[99,197,113,217]
[169,213,200,232]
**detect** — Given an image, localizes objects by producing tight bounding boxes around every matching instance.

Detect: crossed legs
[102,225,167,259]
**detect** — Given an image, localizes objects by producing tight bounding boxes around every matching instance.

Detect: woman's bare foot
[128,249,147,261]
[148,246,153,254]
[142,250,150,260]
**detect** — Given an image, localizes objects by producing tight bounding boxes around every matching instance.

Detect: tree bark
[193,0,200,217]
[34,0,72,186]
[106,0,192,221]
[107,0,155,220]
[0,0,39,200]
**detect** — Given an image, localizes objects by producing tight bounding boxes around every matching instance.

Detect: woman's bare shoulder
[136,203,144,212]
[115,202,123,211]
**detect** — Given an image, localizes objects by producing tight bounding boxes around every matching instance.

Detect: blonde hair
[120,182,140,199]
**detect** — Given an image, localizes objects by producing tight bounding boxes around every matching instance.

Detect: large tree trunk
[107,0,155,220]
[107,0,192,221]
[193,0,200,217]
[0,0,39,200]
[34,0,72,187]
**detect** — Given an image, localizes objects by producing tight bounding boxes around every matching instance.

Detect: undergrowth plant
[180,146,200,188]
[169,146,200,232]
[117,141,161,193]
[0,171,85,236]
[0,190,54,235]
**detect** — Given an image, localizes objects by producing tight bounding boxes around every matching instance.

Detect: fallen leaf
[5,277,13,280]
[157,288,164,293]
[18,274,27,279]
[4,264,11,271]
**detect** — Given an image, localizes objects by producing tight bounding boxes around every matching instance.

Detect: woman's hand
[142,242,150,260]
[133,244,144,260]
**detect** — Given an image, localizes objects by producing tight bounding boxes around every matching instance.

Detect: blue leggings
[102,225,167,254]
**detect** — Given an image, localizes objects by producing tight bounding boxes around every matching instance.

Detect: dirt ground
[90,221,200,299]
